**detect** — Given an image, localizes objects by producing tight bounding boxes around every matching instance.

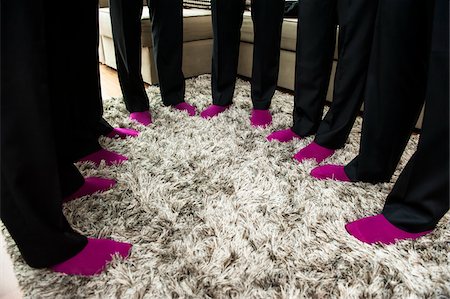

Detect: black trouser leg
[292,0,337,136]
[1,0,87,268]
[211,0,245,106]
[314,0,378,149]
[59,163,85,199]
[344,0,434,183]
[46,0,106,161]
[250,0,285,110]
[110,0,150,112]
[149,0,185,106]
[382,0,449,233]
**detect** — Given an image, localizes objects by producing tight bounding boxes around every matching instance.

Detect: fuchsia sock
[266,128,301,142]
[310,165,351,182]
[346,214,433,245]
[51,238,132,276]
[63,177,116,203]
[293,142,335,164]
[78,149,128,166]
[106,128,139,139]
[173,102,197,116]
[250,109,272,127]
[130,111,152,126]
[200,104,230,119]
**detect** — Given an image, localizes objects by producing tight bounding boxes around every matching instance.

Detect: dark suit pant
[291,0,378,150]
[382,0,449,233]
[1,0,93,268]
[109,0,185,111]
[211,0,285,109]
[56,0,111,160]
[344,0,435,183]
[43,0,113,161]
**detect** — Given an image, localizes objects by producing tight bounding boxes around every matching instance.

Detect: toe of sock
[51,238,132,276]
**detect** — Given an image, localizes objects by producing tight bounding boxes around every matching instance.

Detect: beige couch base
[102,36,212,85]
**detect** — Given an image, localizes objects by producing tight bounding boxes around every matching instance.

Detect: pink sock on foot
[106,128,139,139]
[293,142,335,164]
[345,214,432,245]
[200,104,230,119]
[78,149,128,166]
[63,177,116,203]
[310,165,350,182]
[51,238,132,276]
[130,111,152,126]
[250,109,272,127]
[266,128,301,142]
[173,102,197,116]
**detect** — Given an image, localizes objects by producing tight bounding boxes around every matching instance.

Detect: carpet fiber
[3,75,449,298]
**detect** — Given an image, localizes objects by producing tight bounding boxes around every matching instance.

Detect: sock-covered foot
[250,109,272,127]
[63,177,116,203]
[78,149,128,167]
[130,111,152,126]
[200,104,230,119]
[51,238,132,276]
[106,128,139,139]
[293,142,335,164]
[346,214,433,245]
[310,165,350,182]
[266,128,301,142]
[173,102,197,116]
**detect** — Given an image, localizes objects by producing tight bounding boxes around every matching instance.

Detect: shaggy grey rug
[2,75,449,298]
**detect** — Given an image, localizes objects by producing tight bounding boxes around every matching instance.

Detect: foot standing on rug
[109,0,197,127]
[267,0,378,165]
[311,0,435,183]
[1,0,132,276]
[200,0,286,127]
[346,0,449,244]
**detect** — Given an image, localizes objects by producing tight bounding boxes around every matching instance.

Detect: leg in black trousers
[148,0,185,106]
[382,0,449,233]
[210,0,246,107]
[1,0,88,268]
[1,0,131,274]
[47,0,104,161]
[314,0,378,149]
[205,0,284,121]
[110,0,185,110]
[345,0,448,245]
[342,0,434,183]
[58,0,131,165]
[109,0,150,112]
[291,0,378,148]
[250,0,285,110]
[291,0,337,137]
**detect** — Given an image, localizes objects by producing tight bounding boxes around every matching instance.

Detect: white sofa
[98,6,423,128]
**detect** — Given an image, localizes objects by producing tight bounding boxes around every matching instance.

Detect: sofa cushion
[99,7,213,48]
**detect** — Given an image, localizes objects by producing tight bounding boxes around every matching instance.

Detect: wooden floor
[99,64,122,100]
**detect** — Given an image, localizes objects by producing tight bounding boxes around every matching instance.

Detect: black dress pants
[109,0,185,111]
[1,0,90,268]
[291,0,378,150]
[211,0,286,110]
[382,0,449,233]
[344,0,435,183]
[49,0,111,161]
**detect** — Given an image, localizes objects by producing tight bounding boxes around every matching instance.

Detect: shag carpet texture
[2,75,449,298]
